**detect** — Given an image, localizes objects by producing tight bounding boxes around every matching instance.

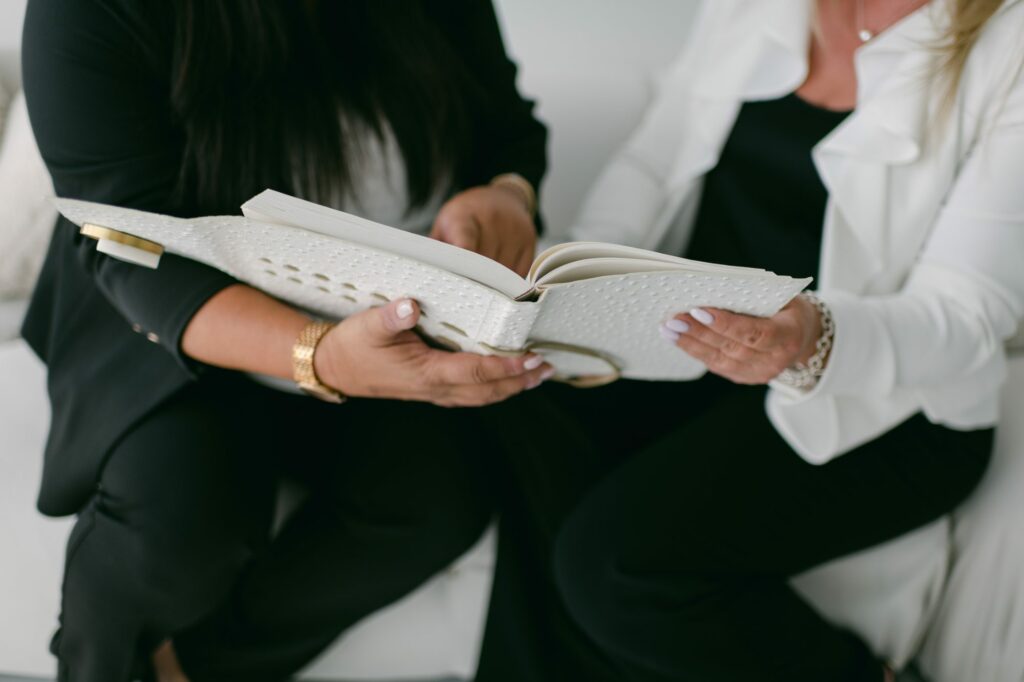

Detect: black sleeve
[428,0,549,206]
[22,0,237,376]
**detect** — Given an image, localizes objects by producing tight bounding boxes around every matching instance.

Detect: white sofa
[2,2,1024,681]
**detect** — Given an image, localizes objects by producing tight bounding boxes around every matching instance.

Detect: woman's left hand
[431,185,537,277]
[661,296,824,385]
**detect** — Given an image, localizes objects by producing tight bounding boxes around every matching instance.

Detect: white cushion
[917,353,1024,682]
[0,339,68,679]
[0,90,56,300]
[0,298,28,341]
[793,519,950,668]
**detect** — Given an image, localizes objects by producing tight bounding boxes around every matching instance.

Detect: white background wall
[0,0,26,85]
[0,0,698,227]
[495,0,697,231]
[0,0,25,49]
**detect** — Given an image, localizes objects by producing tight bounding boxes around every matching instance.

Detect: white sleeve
[780,74,1024,403]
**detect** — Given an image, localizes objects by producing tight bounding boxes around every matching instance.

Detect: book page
[242,190,530,299]
[531,241,779,287]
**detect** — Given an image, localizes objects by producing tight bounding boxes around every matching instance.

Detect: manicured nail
[659,326,680,343]
[523,354,544,371]
[396,300,414,319]
[690,308,714,325]
[664,319,690,333]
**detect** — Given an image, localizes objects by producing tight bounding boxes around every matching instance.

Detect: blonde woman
[474,1,1024,680]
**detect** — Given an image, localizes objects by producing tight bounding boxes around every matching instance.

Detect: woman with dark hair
[20,1,548,680]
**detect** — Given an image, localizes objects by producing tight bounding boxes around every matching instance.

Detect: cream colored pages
[528,241,770,283]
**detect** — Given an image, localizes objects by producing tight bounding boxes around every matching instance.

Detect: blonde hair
[936,0,1007,104]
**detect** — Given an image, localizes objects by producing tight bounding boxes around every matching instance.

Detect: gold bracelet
[490,173,537,218]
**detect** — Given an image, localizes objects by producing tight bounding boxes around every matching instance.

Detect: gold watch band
[292,320,346,404]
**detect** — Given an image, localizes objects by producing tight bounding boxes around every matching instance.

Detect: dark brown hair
[154,1,470,214]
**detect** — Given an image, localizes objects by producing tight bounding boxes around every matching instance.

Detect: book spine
[476,295,541,352]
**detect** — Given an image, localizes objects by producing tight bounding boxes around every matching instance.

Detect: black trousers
[53,370,491,682]
[476,375,993,682]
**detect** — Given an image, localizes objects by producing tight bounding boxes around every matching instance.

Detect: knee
[396,488,492,572]
[554,501,719,657]
[553,506,631,652]
[120,501,254,615]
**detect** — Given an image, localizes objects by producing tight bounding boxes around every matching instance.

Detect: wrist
[294,320,345,403]
[312,324,344,390]
[796,295,825,365]
[777,293,834,390]
[489,173,537,217]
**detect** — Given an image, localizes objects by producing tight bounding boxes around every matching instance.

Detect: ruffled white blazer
[569,0,1024,463]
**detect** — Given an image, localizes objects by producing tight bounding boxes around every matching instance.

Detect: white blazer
[570,0,1024,463]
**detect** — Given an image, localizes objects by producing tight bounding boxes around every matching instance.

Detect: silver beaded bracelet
[775,292,835,390]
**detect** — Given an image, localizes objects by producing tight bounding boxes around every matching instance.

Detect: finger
[512,240,535,278]
[357,298,420,342]
[677,307,780,352]
[427,350,548,386]
[440,364,555,407]
[477,221,504,264]
[669,313,761,363]
[669,330,769,384]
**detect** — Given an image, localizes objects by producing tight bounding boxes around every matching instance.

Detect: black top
[684,93,851,279]
[21,0,548,516]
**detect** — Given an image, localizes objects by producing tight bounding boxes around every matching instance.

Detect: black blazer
[21,0,548,517]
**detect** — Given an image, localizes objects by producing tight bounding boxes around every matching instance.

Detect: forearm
[181,284,310,381]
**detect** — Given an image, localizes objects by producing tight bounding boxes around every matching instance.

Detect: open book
[56,190,811,383]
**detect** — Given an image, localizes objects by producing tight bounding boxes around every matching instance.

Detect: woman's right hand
[314,298,554,407]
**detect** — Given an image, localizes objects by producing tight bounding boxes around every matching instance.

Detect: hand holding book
[430,181,537,277]
[314,297,553,405]
[661,297,825,386]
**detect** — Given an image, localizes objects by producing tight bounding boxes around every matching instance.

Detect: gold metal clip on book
[80,223,165,269]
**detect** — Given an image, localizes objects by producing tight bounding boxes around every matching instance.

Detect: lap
[558,380,994,577]
[98,369,490,542]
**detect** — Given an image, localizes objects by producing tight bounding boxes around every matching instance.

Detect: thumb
[359,298,420,342]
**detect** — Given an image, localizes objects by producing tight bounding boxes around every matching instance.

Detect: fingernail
[659,326,680,343]
[528,366,554,390]
[523,354,544,371]
[396,300,414,319]
[664,319,690,333]
[690,308,714,325]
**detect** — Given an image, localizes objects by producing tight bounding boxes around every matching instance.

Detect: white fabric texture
[918,353,1024,681]
[0,90,56,300]
[569,0,1024,465]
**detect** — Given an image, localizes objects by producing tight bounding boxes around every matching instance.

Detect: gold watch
[292,320,346,403]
